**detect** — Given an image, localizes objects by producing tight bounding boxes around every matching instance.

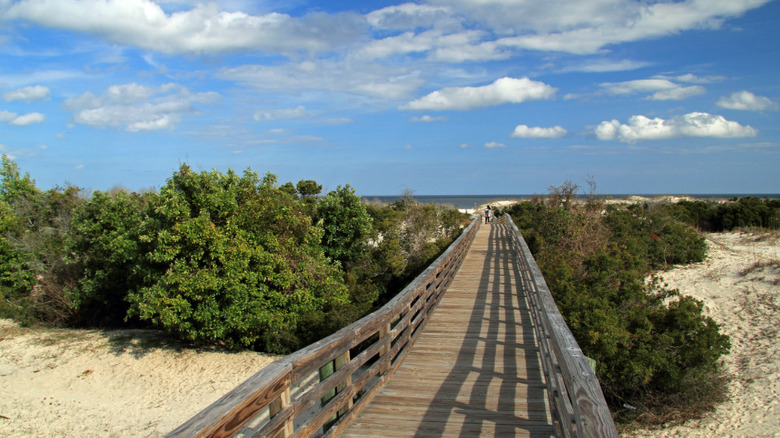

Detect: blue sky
[0,0,778,196]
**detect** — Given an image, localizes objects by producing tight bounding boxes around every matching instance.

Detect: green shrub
[660,196,780,231]
[0,156,84,325]
[317,184,373,266]
[68,189,151,326]
[126,166,348,353]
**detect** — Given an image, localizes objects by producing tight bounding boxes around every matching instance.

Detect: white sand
[1,231,778,437]
[0,326,278,437]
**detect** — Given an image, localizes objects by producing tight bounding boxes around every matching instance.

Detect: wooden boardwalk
[342,221,555,437]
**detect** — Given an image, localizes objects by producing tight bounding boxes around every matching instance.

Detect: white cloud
[659,73,725,84]
[3,85,50,102]
[64,82,219,132]
[562,59,652,73]
[3,0,362,55]
[430,39,508,62]
[717,91,778,111]
[0,110,16,122]
[650,85,705,101]
[10,112,45,126]
[484,141,506,148]
[0,110,45,126]
[254,106,307,121]
[595,112,757,143]
[0,70,83,88]
[353,29,503,63]
[401,77,556,111]
[511,124,567,139]
[600,79,679,95]
[599,79,705,100]
[411,115,446,122]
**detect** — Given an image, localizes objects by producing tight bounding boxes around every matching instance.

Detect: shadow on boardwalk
[342,223,554,437]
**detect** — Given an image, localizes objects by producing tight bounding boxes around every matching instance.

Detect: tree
[0,155,38,204]
[297,180,322,197]
[317,184,373,265]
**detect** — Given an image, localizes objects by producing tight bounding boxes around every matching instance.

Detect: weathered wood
[167,360,292,437]
[268,386,292,438]
[505,215,618,437]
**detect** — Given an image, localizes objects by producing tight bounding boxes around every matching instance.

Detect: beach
[1,230,778,437]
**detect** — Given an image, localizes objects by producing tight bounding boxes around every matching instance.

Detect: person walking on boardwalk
[484,205,491,224]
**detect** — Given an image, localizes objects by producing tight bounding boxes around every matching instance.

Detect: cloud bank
[2,0,361,55]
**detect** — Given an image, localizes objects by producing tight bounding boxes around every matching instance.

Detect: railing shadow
[413,223,553,437]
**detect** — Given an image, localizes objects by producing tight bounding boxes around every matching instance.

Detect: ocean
[361,194,780,210]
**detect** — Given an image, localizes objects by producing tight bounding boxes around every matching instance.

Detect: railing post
[268,388,293,438]
[378,323,392,374]
[319,351,352,430]
[335,351,353,416]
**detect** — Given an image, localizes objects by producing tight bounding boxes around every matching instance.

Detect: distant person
[484,205,491,224]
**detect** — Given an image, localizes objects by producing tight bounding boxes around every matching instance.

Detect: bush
[0,155,84,325]
[68,189,151,326]
[317,184,373,266]
[660,196,780,231]
[126,166,349,353]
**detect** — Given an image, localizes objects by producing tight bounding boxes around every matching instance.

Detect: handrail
[167,216,480,438]
[502,214,618,437]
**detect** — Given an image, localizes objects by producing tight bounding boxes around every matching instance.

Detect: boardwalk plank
[341,223,554,438]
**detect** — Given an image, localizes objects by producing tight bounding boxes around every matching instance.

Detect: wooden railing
[502,214,618,437]
[167,216,480,438]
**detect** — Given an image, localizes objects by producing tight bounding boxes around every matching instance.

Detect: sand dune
[1,231,778,437]
[627,231,780,437]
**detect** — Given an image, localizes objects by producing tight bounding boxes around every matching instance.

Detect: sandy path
[1,231,778,437]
